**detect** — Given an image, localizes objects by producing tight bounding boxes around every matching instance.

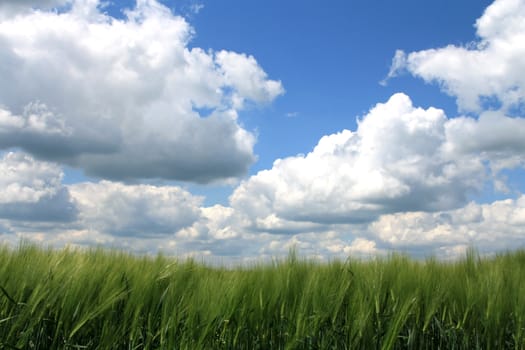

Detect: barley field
[1,243,525,349]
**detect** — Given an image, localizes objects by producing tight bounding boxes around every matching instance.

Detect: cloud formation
[0,145,523,262]
[370,196,525,257]
[0,152,76,222]
[444,111,525,183]
[385,0,525,112]
[0,0,70,18]
[0,0,283,183]
[0,0,524,263]
[69,181,203,237]
[0,150,209,251]
[231,93,490,231]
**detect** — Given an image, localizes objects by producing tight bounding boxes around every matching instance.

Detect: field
[1,243,525,349]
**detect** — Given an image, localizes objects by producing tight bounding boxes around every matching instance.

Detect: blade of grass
[68,288,129,340]
[0,285,17,305]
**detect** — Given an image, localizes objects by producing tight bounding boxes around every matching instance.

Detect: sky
[0,0,524,263]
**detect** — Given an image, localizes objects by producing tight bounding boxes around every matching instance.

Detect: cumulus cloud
[215,51,285,108]
[0,149,521,261]
[171,204,264,259]
[0,152,77,222]
[0,153,249,258]
[2,91,522,262]
[69,181,203,237]
[166,193,525,261]
[1,0,524,263]
[370,196,525,257]
[176,205,240,240]
[385,0,525,112]
[444,110,525,180]
[0,0,70,18]
[231,93,489,232]
[324,237,380,257]
[0,0,283,183]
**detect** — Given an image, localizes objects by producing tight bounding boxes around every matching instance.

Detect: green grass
[1,243,525,349]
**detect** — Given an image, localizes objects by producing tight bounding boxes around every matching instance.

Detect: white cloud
[69,181,203,237]
[444,110,525,172]
[0,152,62,204]
[171,204,266,259]
[0,103,73,156]
[1,0,524,263]
[176,204,242,240]
[0,0,283,183]
[369,195,525,256]
[0,154,255,258]
[227,91,525,252]
[0,152,77,222]
[231,93,488,232]
[0,0,70,18]
[0,150,521,261]
[1,91,523,262]
[0,0,69,6]
[215,51,285,108]
[380,49,407,86]
[341,238,380,256]
[386,0,525,112]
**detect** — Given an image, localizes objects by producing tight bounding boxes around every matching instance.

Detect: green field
[1,243,525,349]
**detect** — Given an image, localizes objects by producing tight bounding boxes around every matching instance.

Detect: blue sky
[167,0,498,205]
[189,0,490,166]
[0,0,524,262]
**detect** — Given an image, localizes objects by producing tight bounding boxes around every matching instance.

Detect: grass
[1,243,525,349]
